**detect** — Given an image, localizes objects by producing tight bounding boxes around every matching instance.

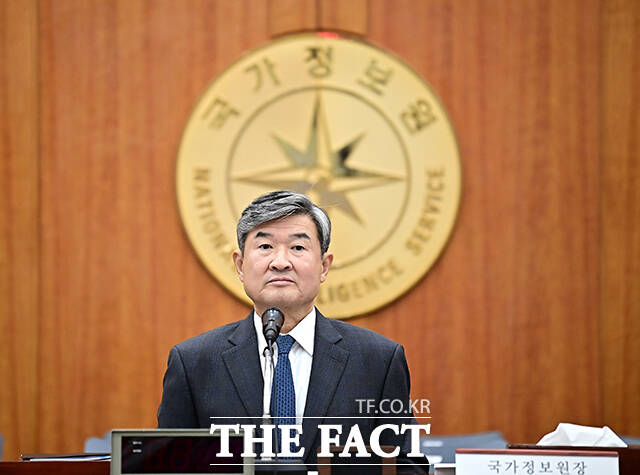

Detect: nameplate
[456,448,619,475]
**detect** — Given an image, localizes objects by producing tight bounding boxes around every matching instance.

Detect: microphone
[262,307,284,347]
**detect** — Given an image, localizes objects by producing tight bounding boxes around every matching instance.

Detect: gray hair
[237,190,331,255]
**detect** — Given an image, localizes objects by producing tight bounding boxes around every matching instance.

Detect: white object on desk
[538,423,627,447]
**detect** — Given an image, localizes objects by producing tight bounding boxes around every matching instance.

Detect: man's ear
[320,252,334,282]
[232,249,244,282]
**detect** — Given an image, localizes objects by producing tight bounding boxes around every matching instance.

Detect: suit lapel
[221,313,263,424]
[300,311,349,463]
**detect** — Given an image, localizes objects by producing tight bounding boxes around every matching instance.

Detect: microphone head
[262,307,284,345]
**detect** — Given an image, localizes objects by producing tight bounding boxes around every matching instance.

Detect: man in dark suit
[158,190,426,471]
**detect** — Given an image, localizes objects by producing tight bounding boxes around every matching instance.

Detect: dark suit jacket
[157,309,419,467]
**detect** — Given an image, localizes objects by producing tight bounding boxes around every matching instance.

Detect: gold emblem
[176,33,461,318]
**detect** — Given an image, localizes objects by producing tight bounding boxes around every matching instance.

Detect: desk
[0,461,109,474]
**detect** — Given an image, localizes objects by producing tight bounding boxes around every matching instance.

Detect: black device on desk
[110,429,253,475]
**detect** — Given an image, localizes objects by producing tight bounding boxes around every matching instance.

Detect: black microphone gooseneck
[262,307,284,463]
[262,307,285,349]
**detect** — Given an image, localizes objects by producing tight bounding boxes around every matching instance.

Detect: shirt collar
[253,307,316,356]
[288,308,315,356]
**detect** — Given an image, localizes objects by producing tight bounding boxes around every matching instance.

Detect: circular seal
[176,32,461,319]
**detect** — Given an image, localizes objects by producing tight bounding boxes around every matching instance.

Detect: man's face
[232,214,333,316]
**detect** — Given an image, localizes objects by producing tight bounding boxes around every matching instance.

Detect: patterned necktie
[272,334,296,454]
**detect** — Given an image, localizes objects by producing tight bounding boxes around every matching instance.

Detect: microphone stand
[262,340,277,457]
[256,340,278,474]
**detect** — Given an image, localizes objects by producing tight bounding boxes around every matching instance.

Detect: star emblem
[232,92,403,224]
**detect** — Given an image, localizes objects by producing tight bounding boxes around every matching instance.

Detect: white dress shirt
[254,308,315,425]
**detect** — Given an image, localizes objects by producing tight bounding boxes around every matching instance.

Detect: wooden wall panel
[601,0,640,437]
[37,0,267,455]
[268,0,316,37]
[318,0,368,36]
[0,0,638,462]
[360,0,603,443]
[0,0,40,461]
[268,0,368,37]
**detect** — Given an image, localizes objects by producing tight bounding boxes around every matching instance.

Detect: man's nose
[270,248,292,271]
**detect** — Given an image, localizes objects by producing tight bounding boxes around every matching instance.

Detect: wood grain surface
[36,0,262,456]
[0,0,40,462]
[601,0,640,438]
[318,0,368,35]
[362,0,603,441]
[269,0,316,37]
[0,0,638,462]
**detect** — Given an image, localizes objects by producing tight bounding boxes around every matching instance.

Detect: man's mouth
[267,277,295,285]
